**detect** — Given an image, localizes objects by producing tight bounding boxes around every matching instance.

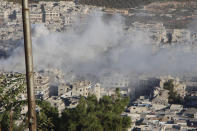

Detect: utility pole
[22,0,37,130]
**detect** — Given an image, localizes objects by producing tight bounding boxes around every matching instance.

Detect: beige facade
[30,13,43,23]
[71,81,91,97]
[58,81,91,98]
[58,84,69,96]
[172,29,191,42]
[34,73,50,100]
[89,83,101,100]
[128,106,151,114]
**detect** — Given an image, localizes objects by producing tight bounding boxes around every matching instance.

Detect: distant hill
[4,0,196,8]
[78,0,195,9]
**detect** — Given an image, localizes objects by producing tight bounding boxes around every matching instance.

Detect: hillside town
[1,0,197,130]
[126,75,197,130]
[1,0,197,57]
[1,69,197,130]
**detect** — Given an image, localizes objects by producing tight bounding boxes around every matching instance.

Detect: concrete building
[30,13,43,23]
[186,82,197,94]
[46,96,65,116]
[71,81,91,97]
[172,29,191,43]
[89,83,101,100]
[58,81,91,98]
[130,21,168,43]
[100,73,129,89]
[58,83,70,96]
[170,104,183,113]
[34,73,50,100]
[128,106,151,114]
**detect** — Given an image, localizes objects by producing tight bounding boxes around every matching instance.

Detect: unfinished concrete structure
[34,73,50,100]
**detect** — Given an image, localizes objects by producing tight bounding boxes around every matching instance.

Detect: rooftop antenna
[22,0,37,130]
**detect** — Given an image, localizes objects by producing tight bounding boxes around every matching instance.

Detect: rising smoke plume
[1,12,197,78]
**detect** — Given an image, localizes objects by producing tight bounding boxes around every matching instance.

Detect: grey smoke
[1,12,197,77]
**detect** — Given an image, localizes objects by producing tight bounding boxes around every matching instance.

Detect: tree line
[1,88,131,131]
[37,89,131,131]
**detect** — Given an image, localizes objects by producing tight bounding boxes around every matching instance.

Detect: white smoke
[1,12,197,77]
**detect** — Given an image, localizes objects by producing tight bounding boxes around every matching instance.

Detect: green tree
[59,91,131,131]
[163,80,183,104]
[37,101,59,131]
[0,73,26,130]
[163,80,174,90]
